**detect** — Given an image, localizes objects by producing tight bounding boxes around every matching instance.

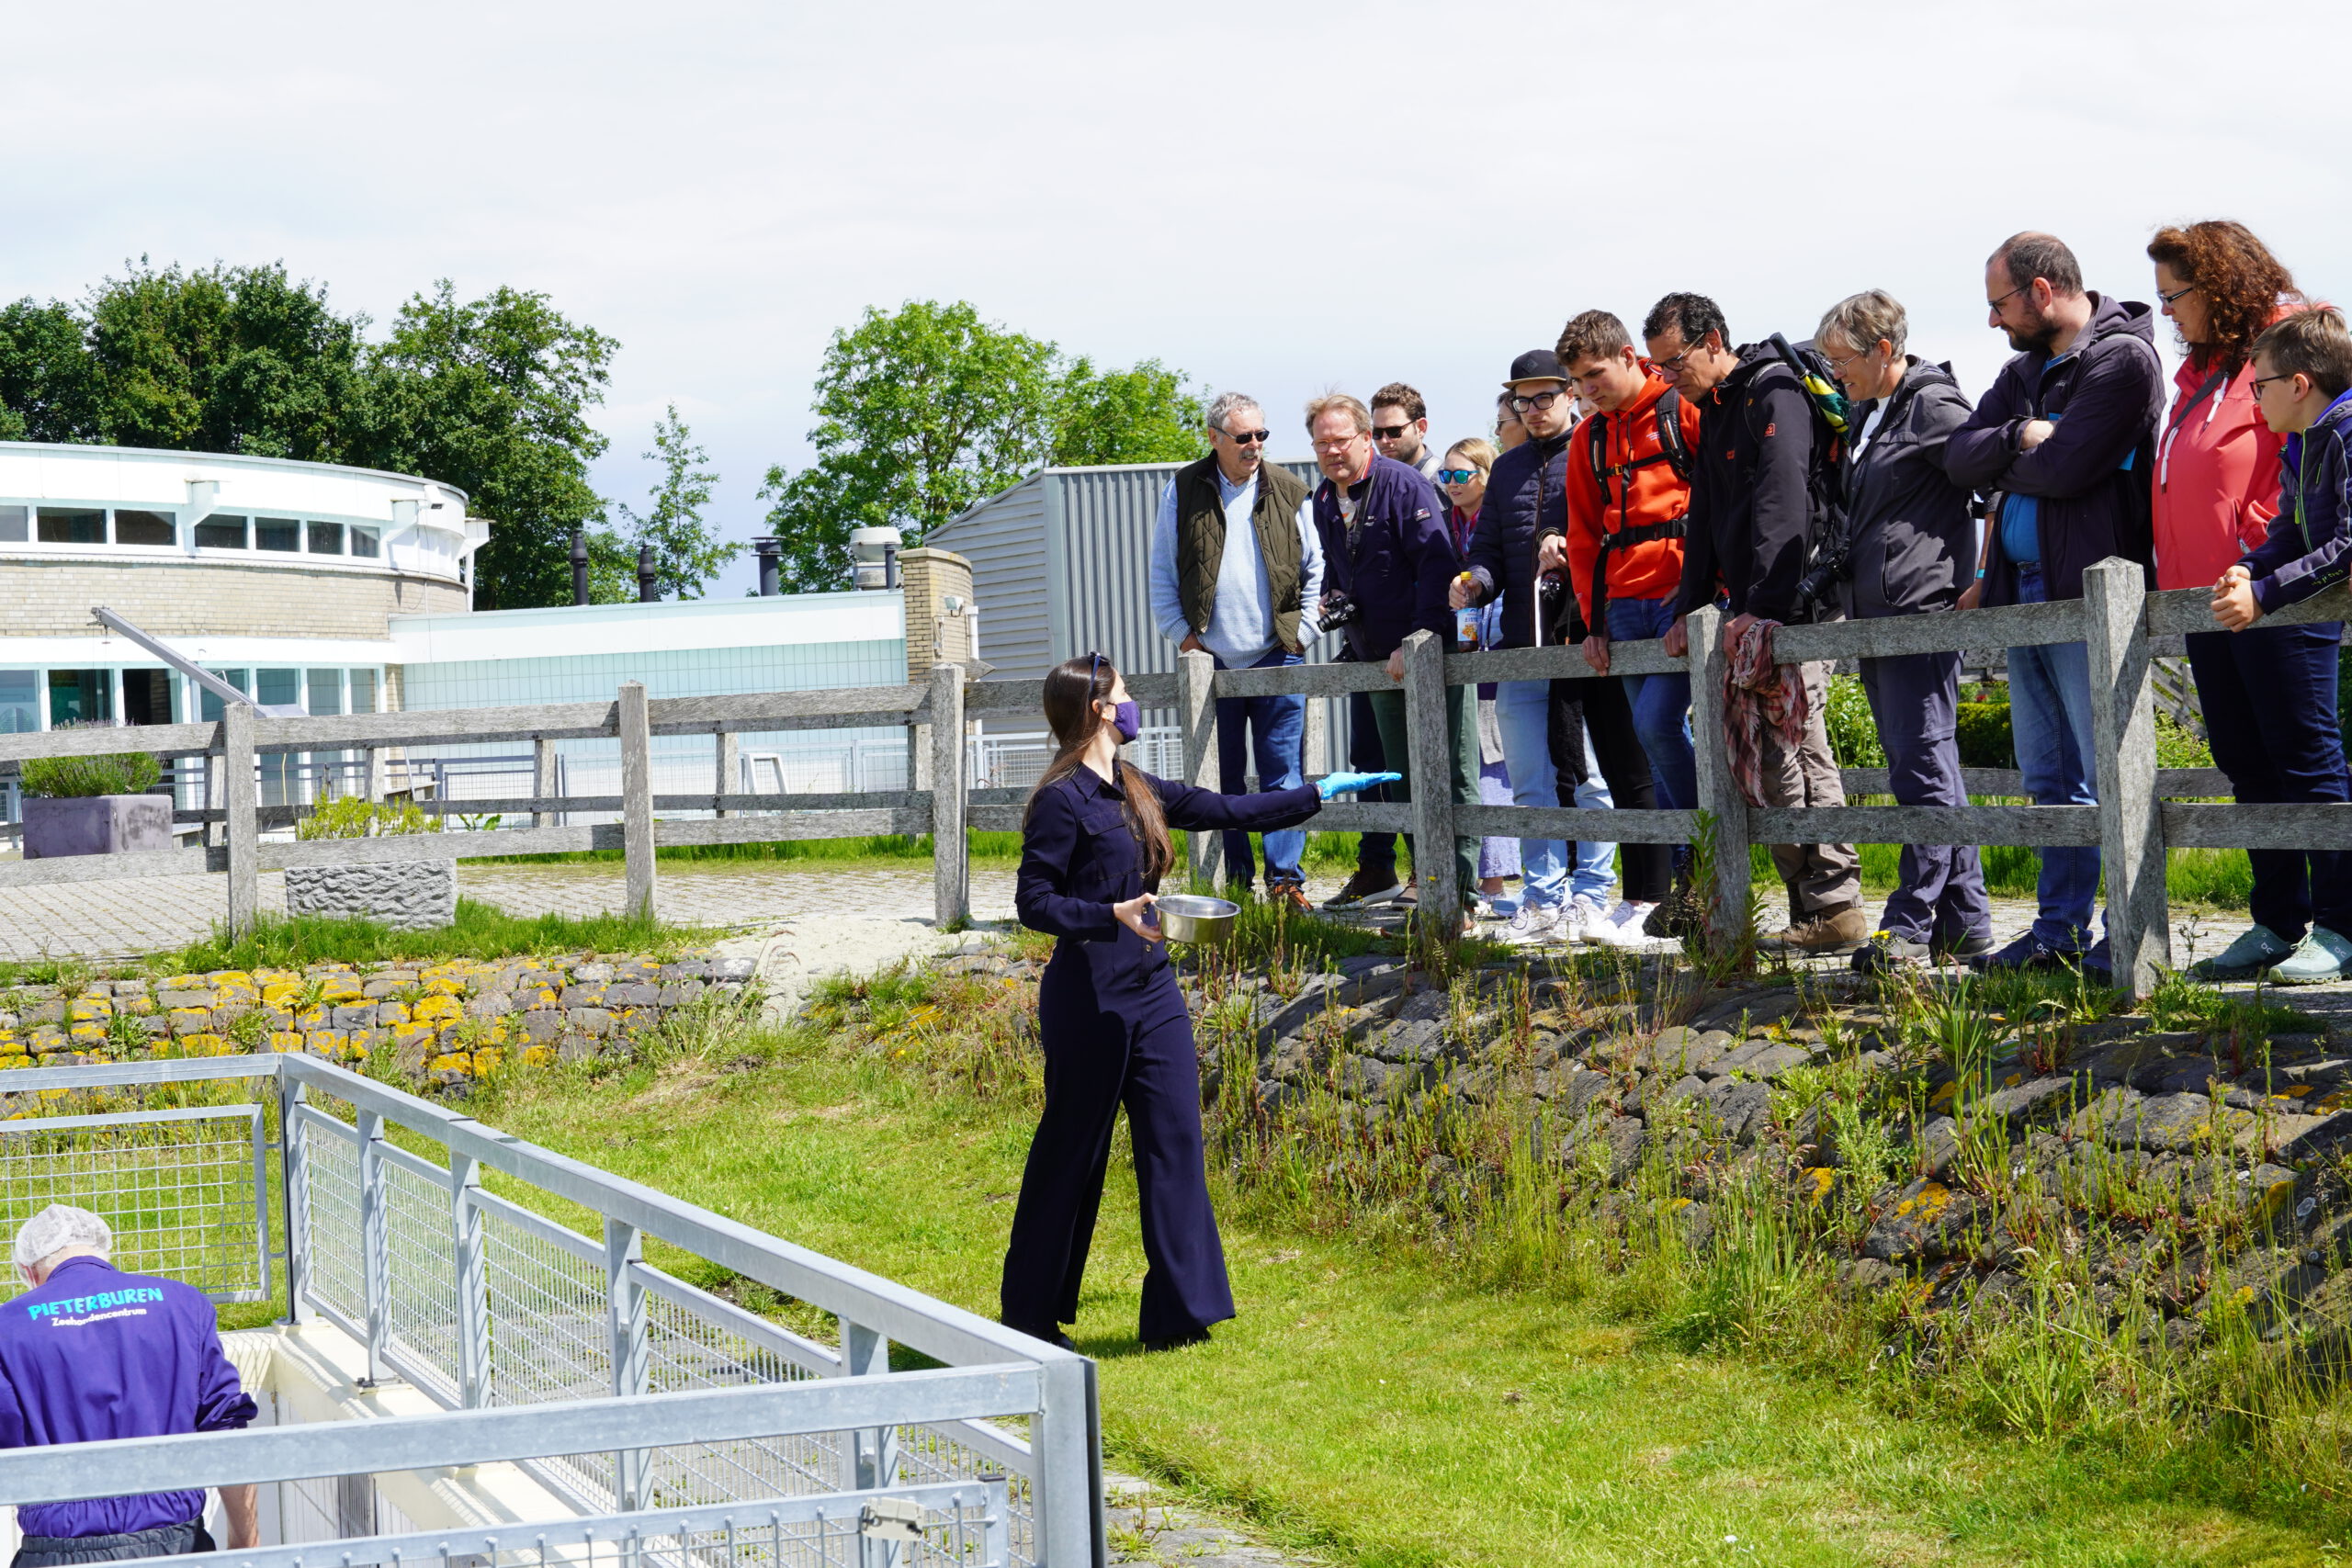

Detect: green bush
[18,750,162,798]
[297,795,441,840]
[1821,673,1884,768]
[1955,702,2013,769]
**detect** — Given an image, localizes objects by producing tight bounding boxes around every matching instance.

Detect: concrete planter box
[22,794,175,859]
[286,859,458,930]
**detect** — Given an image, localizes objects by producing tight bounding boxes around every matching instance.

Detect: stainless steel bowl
[1150,894,1238,943]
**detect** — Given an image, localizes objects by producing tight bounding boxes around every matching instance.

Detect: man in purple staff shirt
[0,1204,258,1564]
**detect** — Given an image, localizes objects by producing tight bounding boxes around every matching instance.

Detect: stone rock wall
[284,861,458,930]
[0,950,758,1096]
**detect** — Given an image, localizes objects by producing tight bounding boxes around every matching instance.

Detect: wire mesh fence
[0,1106,267,1303]
[380,1151,460,1404]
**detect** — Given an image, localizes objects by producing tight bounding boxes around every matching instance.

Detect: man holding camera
[1652,292,1864,954]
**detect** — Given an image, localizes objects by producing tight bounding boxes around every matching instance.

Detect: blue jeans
[1214,648,1307,885]
[2008,564,2102,947]
[1604,595,1697,811]
[1493,680,1567,908]
[1566,721,1618,902]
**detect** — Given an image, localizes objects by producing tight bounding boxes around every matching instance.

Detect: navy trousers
[2187,624,2352,941]
[1349,689,1397,875]
[1000,966,1232,1343]
[1859,649,1991,944]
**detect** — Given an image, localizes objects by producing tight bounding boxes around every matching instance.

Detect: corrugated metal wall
[928,472,1051,682]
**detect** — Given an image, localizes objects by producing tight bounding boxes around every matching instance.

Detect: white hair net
[12,1204,112,1269]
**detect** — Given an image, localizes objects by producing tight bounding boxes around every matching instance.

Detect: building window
[349,669,378,714]
[0,506,26,543]
[0,671,36,734]
[37,508,104,545]
[48,670,111,727]
[348,525,381,558]
[195,514,249,548]
[256,517,300,552]
[122,668,175,726]
[305,669,343,716]
[197,669,250,723]
[307,522,345,555]
[113,510,175,546]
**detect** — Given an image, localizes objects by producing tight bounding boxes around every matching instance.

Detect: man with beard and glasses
[1943,231,2165,979]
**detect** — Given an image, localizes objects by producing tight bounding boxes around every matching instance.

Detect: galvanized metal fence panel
[0,1105,270,1303]
[291,1104,366,1331]
[379,1144,461,1404]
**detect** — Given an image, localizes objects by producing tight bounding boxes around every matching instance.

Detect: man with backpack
[1652,291,1866,954]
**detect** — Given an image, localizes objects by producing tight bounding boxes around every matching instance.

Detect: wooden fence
[0,559,2344,997]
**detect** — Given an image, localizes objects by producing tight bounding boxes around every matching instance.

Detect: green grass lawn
[465,1033,2333,1567]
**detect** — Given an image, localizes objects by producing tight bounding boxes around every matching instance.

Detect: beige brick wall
[0,558,466,639]
[899,547,974,680]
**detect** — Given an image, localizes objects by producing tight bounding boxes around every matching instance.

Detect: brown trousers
[1760,660,1861,915]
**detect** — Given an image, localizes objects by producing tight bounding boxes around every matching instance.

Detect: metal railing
[0,1053,1103,1567]
[0,566,2343,994]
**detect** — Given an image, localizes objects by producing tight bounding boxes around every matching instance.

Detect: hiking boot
[2188,923,2294,981]
[1761,903,1870,956]
[1932,928,1997,963]
[1851,931,1932,974]
[1642,884,1702,939]
[1267,881,1312,916]
[1969,931,2086,974]
[1321,867,1404,910]
[2267,925,2352,986]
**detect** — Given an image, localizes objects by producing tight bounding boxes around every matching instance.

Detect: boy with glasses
[1148,392,1323,909]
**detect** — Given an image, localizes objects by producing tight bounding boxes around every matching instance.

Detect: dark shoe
[1643,882,1703,938]
[1322,867,1404,910]
[1003,1321,1075,1351]
[1969,931,2085,974]
[1852,932,1932,974]
[2080,937,2114,985]
[1391,879,1419,908]
[1761,902,1871,956]
[1267,881,1312,915]
[1140,1325,1212,1353]
[1931,929,1996,963]
[2188,923,2294,981]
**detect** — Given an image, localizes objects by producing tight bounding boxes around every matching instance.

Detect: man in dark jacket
[0,1204,258,1565]
[1943,232,2165,975]
[1816,290,1994,972]
[1654,292,1865,953]
[1307,391,1476,928]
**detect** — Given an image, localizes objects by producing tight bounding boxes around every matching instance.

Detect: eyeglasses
[1509,389,1567,412]
[1372,423,1411,440]
[1312,433,1367,452]
[1820,344,1874,373]
[1217,427,1271,446]
[1651,343,1702,374]
[1987,282,2030,314]
[2251,370,2299,398]
[1436,468,1479,485]
[2158,283,2198,307]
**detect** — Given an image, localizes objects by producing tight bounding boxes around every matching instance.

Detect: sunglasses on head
[1437,468,1479,485]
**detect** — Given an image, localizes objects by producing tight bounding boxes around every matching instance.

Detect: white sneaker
[1566,895,1612,944]
[1587,900,1660,950]
[1503,904,1565,947]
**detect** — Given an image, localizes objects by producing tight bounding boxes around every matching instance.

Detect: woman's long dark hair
[1023,655,1173,880]
[2148,220,2298,376]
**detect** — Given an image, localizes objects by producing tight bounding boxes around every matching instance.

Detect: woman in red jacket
[2146,220,2328,978]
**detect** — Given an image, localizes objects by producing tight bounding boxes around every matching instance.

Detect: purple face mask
[1110,700,1141,743]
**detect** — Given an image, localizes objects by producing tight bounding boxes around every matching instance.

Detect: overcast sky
[7,0,2348,596]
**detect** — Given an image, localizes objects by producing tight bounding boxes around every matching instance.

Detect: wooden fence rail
[0,565,2346,996]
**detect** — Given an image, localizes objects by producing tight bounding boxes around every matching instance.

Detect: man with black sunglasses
[1372,382,1442,485]
[1148,391,1324,909]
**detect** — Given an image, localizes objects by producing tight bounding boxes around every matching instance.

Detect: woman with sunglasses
[1000,654,1394,1352]
[1438,439,1521,914]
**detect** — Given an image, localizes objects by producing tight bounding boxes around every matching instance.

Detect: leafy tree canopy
[0,262,618,610]
[759,300,1206,592]
[598,403,734,600]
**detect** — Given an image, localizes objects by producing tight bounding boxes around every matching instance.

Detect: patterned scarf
[1724,619,1808,807]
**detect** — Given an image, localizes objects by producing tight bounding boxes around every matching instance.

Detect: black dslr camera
[1317,590,1363,629]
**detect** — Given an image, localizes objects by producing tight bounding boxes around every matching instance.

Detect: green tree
[360,282,618,610]
[758,299,1204,591]
[610,403,735,598]
[0,299,104,443]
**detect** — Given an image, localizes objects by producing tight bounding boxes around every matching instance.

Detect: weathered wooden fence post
[1685,605,1753,947]
[222,702,259,937]
[532,735,558,829]
[930,663,968,928]
[618,682,656,920]
[2084,557,2167,995]
[1400,629,1460,925]
[715,728,739,818]
[1178,649,1220,886]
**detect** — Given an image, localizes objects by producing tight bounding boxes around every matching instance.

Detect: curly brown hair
[2147,220,2296,375]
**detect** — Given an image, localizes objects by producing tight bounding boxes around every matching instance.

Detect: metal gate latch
[858,1498,924,1543]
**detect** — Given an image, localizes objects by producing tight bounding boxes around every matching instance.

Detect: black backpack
[1751,334,1851,614]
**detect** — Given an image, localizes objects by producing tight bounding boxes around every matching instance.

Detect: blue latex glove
[1316,771,1402,800]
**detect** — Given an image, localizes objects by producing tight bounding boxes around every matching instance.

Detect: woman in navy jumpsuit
[1000,655,1388,1350]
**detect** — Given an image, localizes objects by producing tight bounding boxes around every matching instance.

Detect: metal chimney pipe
[883,541,900,590]
[636,543,659,602]
[571,529,589,605]
[753,536,782,597]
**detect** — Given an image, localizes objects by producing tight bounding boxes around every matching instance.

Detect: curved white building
[0,442,486,733]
